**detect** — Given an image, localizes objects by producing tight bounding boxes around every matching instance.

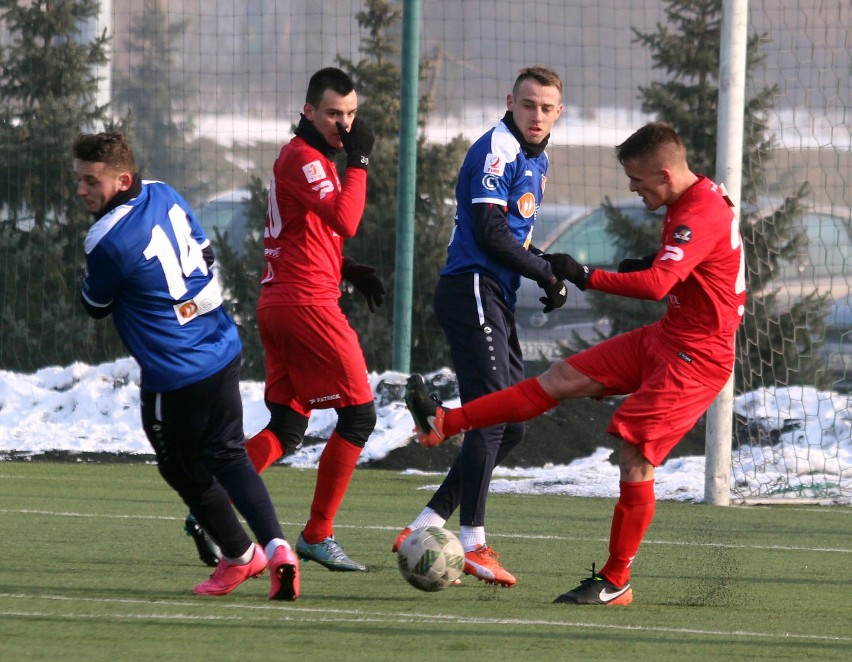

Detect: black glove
[538,277,568,314]
[341,257,385,312]
[618,253,657,273]
[544,253,592,291]
[336,117,374,170]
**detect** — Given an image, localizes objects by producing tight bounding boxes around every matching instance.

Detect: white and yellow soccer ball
[396,526,465,592]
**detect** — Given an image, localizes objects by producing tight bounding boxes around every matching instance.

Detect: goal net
[0,0,848,500]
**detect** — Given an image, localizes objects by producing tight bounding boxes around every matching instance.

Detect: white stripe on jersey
[84,204,133,254]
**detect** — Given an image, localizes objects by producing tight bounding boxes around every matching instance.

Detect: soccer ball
[396,526,465,592]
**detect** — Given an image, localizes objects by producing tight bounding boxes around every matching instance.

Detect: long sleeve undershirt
[588,265,679,301]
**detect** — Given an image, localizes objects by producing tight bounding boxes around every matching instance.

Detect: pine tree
[111,0,200,199]
[215,176,267,380]
[109,0,236,206]
[336,0,468,373]
[577,0,829,391]
[0,0,126,371]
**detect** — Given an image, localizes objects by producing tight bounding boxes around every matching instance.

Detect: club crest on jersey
[483,153,505,176]
[516,192,536,219]
[302,160,327,183]
[673,225,693,244]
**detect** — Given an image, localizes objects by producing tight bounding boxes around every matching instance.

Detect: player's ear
[117,172,133,191]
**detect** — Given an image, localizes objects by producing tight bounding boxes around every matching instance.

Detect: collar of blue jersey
[294,113,343,159]
[94,173,143,220]
[502,111,549,158]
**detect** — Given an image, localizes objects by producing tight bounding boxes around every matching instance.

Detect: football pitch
[1,463,850,661]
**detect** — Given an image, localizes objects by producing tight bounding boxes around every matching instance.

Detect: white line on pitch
[1,592,850,644]
[1,508,849,554]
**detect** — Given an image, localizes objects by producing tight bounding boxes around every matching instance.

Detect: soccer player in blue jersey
[75,132,300,600]
[393,66,568,586]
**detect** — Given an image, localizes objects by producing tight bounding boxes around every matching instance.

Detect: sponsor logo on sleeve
[302,160,327,183]
[516,192,537,218]
[660,244,684,262]
[673,225,693,244]
[482,174,499,191]
[312,180,335,199]
[484,153,505,176]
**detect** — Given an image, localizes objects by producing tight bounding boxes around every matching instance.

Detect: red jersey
[258,135,367,308]
[654,177,746,360]
[591,176,746,372]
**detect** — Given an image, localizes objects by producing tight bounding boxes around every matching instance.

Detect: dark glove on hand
[544,253,592,291]
[538,277,568,314]
[618,253,656,273]
[336,117,375,170]
[341,258,385,312]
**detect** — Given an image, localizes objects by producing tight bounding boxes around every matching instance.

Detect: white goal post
[705,0,749,506]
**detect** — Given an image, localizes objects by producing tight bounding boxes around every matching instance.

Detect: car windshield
[197,201,242,233]
[195,198,250,254]
[775,211,851,281]
[544,205,659,267]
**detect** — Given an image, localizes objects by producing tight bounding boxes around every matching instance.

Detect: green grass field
[1,462,850,661]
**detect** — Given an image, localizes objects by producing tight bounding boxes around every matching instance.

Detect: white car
[515,200,663,360]
[822,293,852,393]
[195,188,252,256]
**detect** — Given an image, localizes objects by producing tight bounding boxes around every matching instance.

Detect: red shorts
[567,324,731,466]
[258,305,373,413]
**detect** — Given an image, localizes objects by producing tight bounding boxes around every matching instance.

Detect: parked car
[822,293,852,393]
[195,188,252,256]
[515,200,663,360]
[764,204,851,306]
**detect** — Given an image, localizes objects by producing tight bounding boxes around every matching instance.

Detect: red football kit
[569,176,746,464]
[431,173,746,592]
[258,135,373,412]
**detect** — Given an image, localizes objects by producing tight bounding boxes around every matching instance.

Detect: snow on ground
[1,359,849,503]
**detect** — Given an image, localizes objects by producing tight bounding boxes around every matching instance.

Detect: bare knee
[618,442,655,482]
[537,360,605,400]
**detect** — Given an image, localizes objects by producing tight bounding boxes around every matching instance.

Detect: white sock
[409,507,446,530]
[459,526,485,552]
[265,538,290,560]
[227,543,256,565]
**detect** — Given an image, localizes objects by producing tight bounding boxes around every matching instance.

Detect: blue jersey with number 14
[82,181,241,393]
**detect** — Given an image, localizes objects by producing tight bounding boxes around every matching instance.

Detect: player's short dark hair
[513,65,563,97]
[72,132,137,174]
[306,67,356,107]
[616,122,686,165]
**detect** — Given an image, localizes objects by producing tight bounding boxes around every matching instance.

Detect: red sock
[443,377,559,436]
[245,429,284,474]
[302,431,362,543]
[600,479,656,587]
